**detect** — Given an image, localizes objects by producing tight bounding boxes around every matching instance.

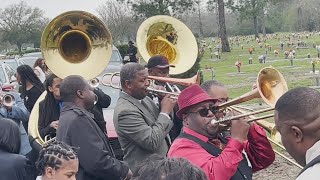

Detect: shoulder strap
[298,154,320,176]
[179,133,222,156]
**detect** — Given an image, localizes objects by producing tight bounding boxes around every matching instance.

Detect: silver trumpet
[0,94,15,107]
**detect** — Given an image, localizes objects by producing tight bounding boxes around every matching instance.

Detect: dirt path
[253,153,301,180]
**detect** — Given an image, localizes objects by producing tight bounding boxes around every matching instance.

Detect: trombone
[92,71,201,98]
[210,66,288,126]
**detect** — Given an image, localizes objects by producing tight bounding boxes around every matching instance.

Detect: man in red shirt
[168,84,275,180]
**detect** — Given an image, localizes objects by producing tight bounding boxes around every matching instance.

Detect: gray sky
[0,0,108,18]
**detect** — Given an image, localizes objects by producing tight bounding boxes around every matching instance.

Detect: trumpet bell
[137,15,198,75]
[41,10,113,80]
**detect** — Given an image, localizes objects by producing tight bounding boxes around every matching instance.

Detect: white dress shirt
[296,140,320,180]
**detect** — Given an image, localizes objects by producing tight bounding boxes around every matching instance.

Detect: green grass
[200,32,320,98]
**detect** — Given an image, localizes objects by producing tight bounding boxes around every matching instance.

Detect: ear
[76,90,84,99]
[48,86,53,92]
[45,167,55,178]
[124,80,131,89]
[290,126,303,143]
[182,114,189,125]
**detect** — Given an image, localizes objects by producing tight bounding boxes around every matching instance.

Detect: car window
[4,65,14,79]
[5,61,18,72]
[110,50,122,62]
[0,66,7,83]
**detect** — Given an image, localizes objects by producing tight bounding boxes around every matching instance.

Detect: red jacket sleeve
[244,123,275,172]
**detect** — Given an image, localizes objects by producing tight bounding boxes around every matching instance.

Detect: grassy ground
[200,32,320,98]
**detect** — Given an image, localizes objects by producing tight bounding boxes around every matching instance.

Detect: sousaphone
[28,11,112,149]
[136,15,198,75]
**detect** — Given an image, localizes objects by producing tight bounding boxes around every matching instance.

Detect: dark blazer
[0,149,35,180]
[38,100,60,139]
[56,102,129,180]
[113,92,173,174]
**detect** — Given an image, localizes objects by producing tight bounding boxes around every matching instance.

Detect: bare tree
[97,0,138,45]
[0,1,47,53]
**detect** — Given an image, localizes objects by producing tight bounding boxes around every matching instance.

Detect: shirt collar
[183,127,209,142]
[306,140,320,164]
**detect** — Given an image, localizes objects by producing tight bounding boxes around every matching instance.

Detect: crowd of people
[0,53,319,180]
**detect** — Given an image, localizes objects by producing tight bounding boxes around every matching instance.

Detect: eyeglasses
[187,106,220,117]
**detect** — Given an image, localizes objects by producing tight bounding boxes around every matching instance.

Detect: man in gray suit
[113,63,176,174]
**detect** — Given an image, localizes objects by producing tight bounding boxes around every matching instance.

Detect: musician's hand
[3,105,12,112]
[50,120,59,129]
[125,169,133,180]
[230,117,250,143]
[160,94,176,114]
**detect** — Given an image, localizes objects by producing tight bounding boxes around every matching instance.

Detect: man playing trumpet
[168,84,275,180]
[114,63,176,175]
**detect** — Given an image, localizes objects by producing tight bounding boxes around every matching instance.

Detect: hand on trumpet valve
[160,94,177,115]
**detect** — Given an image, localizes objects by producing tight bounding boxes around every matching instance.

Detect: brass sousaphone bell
[136,15,198,75]
[28,11,113,149]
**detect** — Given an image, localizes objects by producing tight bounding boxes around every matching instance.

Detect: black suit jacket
[57,102,129,180]
[0,150,35,180]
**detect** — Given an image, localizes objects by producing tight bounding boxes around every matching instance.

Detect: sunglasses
[187,106,220,117]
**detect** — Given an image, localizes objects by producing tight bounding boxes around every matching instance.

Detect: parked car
[1,59,25,72]
[0,62,18,91]
[18,56,39,68]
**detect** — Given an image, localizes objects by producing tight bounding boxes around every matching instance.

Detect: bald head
[275,87,320,126]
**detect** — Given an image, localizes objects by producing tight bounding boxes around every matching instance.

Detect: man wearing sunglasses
[168,84,275,180]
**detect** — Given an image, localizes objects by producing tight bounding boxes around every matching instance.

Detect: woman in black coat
[0,117,35,180]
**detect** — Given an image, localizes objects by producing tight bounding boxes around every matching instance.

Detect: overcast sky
[0,0,108,18]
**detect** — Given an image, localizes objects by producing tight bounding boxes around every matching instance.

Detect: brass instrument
[136,15,198,75]
[211,66,288,125]
[0,94,15,107]
[99,72,200,98]
[28,10,112,148]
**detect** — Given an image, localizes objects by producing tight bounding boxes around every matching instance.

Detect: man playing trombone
[168,84,275,180]
[147,55,182,140]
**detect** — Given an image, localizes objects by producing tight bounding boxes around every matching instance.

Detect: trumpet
[0,94,15,107]
[98,71,200,98]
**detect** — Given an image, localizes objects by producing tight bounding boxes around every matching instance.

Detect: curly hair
[36,140,78,175]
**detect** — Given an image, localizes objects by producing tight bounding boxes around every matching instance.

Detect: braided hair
[36,140,78,175]
[43,74,60,125]
[17,65,45,99]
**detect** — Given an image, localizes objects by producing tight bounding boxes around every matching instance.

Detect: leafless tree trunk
[217,0,230,52]
[196,1,204,37]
